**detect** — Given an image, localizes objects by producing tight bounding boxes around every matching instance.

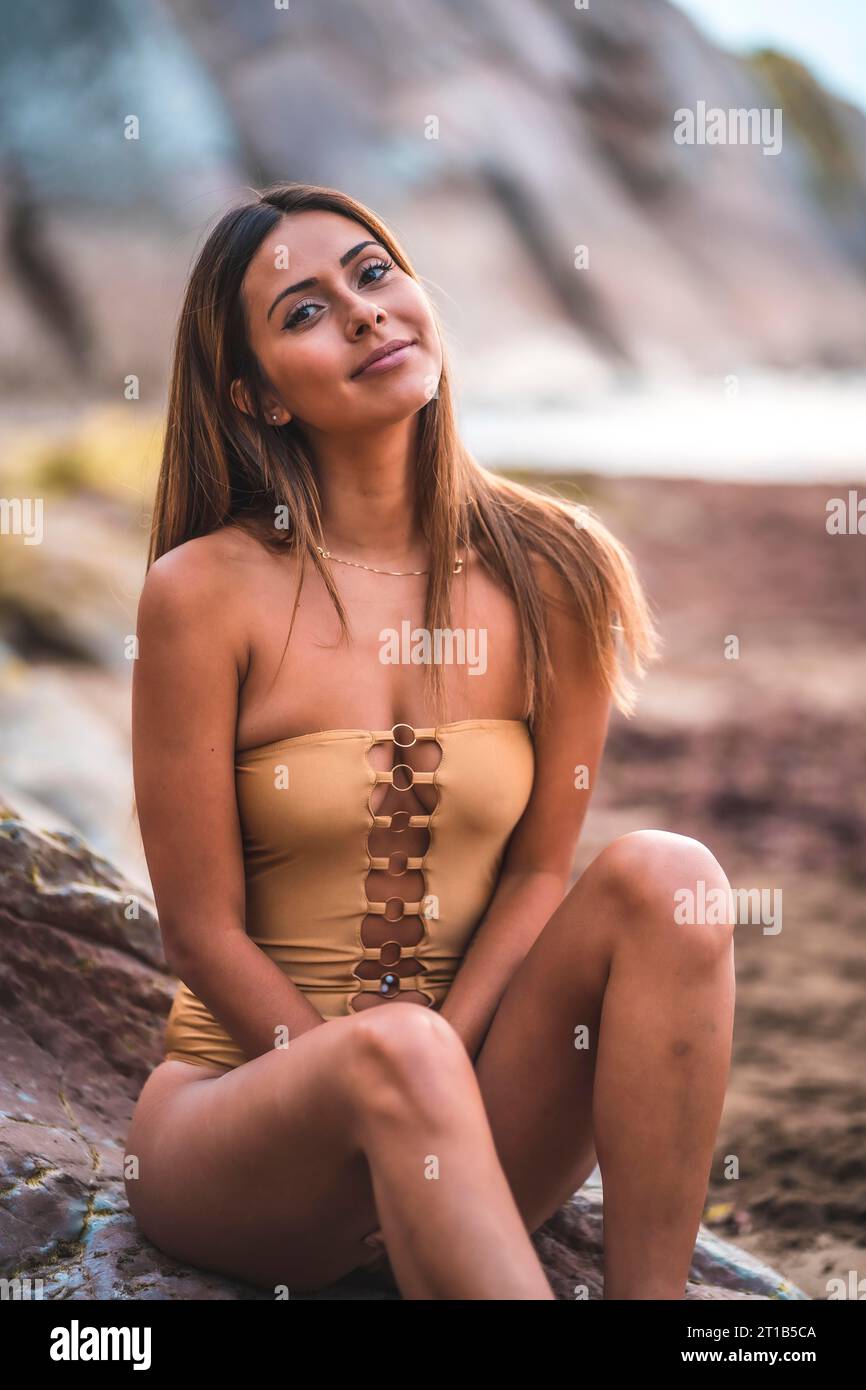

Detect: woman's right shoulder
[139,523,269,620]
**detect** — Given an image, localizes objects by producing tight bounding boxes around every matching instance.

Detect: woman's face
[236,209,442,435]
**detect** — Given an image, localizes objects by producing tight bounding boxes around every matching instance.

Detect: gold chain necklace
[315,545,465,576]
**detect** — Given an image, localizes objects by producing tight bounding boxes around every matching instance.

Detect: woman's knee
[351,1001,465,1076]
[348,1003,472,1129]
[583,829,734,958]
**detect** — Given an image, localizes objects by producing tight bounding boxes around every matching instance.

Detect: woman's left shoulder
[527,549,580,617]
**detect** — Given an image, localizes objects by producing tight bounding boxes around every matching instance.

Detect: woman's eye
[283,299,318,330]
[358,257,395,285]
[282,258,395,330]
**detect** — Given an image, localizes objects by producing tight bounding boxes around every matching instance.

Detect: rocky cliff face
[2,0,866,402]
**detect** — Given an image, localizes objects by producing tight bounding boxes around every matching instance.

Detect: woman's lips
[353,341,415,378]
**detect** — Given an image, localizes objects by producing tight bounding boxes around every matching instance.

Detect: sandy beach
[545,472,866,1299]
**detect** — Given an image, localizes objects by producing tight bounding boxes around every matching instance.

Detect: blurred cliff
[2,0,866,410]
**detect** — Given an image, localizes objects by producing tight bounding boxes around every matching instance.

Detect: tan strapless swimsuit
[163,718,535,1070]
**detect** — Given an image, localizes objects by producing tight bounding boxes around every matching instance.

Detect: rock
[0,797,808,1299]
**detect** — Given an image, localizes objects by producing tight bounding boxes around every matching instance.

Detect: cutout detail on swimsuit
[351,724,440,1011]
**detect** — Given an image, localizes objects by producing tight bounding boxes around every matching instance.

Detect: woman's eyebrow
[266,240,383,321]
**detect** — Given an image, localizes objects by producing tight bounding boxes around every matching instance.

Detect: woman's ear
[231,377,290,426]
[230,377,254,418]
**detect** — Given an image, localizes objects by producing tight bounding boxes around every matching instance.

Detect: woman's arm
[132,539,326,1062]
[439,556,612,1060]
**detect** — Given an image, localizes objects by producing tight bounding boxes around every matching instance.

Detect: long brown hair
[148,181,660,731]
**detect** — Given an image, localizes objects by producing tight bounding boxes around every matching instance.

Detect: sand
[547,474,866,1299]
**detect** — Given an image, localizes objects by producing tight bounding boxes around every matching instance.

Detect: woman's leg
[348,1005,553,1298]
[473,829,736,1299]
[124,1006,553,1298]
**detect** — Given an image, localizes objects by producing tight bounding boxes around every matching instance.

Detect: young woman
[123,182,736,1301]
